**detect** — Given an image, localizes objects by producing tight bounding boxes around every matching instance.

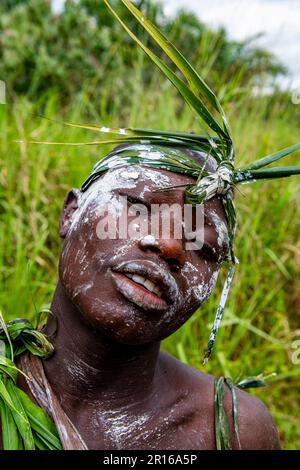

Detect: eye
[127,195,147,207]
[118,192,151,209]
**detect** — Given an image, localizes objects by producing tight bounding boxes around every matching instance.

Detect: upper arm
[232,388,281,450]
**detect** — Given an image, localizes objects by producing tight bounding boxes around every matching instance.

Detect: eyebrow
[118,186,182,205]
[118,185,227,227]
[118,189,226,224]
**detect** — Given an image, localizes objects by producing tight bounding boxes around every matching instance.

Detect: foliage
[0,313,62,449]
[0,0,28,10]
[0,0,299,451]
[0,82,300,448]
[0,0,286,110]
[24,0,299,367]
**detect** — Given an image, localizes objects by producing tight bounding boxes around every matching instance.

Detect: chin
[88,318,161,346]
[63,276,195,345]
[76,297,181,346]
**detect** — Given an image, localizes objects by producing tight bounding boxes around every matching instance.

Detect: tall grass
[0,82,299,448]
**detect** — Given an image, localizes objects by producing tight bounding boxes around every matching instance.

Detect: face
[59,165,229,345]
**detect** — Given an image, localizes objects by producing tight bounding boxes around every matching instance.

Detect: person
[1,0,298,451]
[10,145,280,450]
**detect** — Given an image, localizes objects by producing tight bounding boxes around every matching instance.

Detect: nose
[159,238,185,269]
[139,235,185,270]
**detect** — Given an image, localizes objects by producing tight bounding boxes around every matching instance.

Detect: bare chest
[69,397,215,450]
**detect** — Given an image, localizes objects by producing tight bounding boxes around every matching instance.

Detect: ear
[59,189,81,238]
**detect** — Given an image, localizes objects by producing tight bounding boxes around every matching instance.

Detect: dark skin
[8,156,280,450]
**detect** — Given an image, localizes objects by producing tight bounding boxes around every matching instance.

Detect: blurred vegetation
[0,0,299,450]
[0,0,286,110]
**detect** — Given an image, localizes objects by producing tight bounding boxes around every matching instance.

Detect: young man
[3,1,296,451]
[14,145,280,450]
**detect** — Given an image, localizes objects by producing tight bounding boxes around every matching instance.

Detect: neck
[42,282,161,410]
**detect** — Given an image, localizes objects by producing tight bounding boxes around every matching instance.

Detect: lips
[111,260,179,313]
[124,273,163,297]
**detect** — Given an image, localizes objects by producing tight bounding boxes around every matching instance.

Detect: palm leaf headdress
[22,0,300,362]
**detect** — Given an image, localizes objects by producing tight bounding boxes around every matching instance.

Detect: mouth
[111,260,179,313]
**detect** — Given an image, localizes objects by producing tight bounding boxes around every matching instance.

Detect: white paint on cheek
[111,239,136,259]
[96,252,109,268]
[63,357,87,384]
[191,268,219,303]
[156,291,184,326]
[182,261,199,274]
[73,281,94,299]
[210,211,228,248]
[61,237,72,263]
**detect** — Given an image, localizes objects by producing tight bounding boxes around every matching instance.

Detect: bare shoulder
[232,386,281,449]
[159,352,281,450]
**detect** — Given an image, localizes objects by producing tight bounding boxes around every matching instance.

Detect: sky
[52,0,300,89]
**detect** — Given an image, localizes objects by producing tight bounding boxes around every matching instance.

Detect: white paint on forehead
[84,166,140,195]
[68,166,171,233]
[120,169,139,180]
[143,168,171,187]
[82,165,170,201]
[139,150,164,160]
[119,166,171,187]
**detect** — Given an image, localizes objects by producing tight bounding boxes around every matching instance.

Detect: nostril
[143,246,161,254]
[168,259,180,273]
[159,239,185,268]
[139,236,185,268]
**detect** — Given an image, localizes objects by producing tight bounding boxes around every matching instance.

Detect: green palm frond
[245,143,300,170]
[214,373,275,450]
[0,311,62,450]
[214,377,231,450]
[103,0,231,148]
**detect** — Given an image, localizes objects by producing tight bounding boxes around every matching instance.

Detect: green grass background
[0,83,300,448]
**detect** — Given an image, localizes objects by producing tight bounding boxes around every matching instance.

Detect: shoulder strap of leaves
[0,311,62,450]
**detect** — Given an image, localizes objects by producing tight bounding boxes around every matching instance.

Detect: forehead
[78,165,228,227]
[81,165,196,200]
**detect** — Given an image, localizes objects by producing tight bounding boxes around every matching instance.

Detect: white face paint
[191,268,219,303]
[61,166,172,308]
[59,163,226,345]
[210,210,229,248]
[182,261,199,274]
[180,206,225,307]
[69,165,171,234]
